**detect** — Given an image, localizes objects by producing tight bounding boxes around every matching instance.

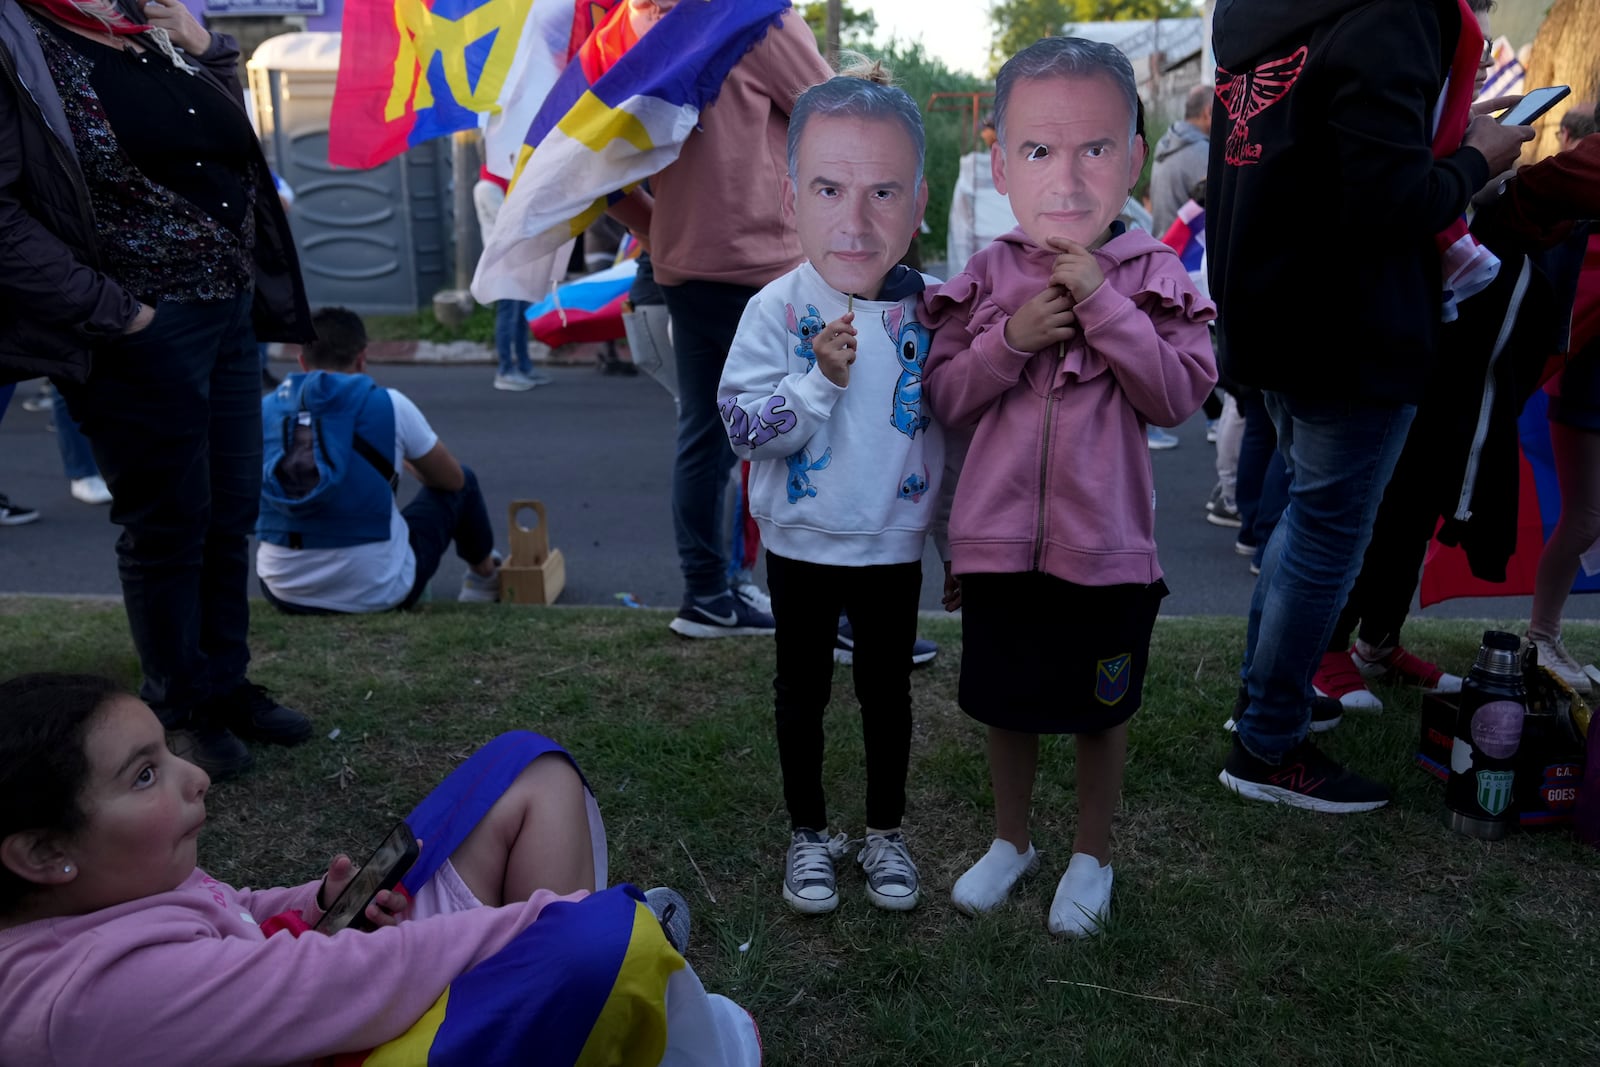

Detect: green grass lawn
[3,599,1597,1065]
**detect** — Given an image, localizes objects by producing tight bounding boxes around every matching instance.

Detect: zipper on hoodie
[1032,390,1055,571]
[0,29,103,270]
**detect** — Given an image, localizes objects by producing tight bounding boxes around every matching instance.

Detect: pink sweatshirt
[0,867,579,1067]
[921,227,1217,586]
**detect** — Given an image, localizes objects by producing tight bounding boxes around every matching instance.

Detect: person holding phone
[1473,100,1600,691]
[1207,0,1534,813]
[0,674,757,1066]
[0,0,314,780]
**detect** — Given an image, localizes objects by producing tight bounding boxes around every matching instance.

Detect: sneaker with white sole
[857,830,920,911]
[833,614,939,667]
[70,475,113,505]
[1146,426,1180,450]
[1048,853,1113,938]
[783,828,849,915]
[1526,631,1594,693]
[733,581,772,616]
[1204,483,1242,528]
[643,886,691,955]
[493,371,539,392]
[1218,734,1390,813]
[459,551,503,602]
[0,493,39,526]
[1312,649,1382,711]
[1353,643,1462,694]
[669,590,776,638]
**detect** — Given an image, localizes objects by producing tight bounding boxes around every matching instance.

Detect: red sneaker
[1353,644,1462,693]
[1313,649,1383,711]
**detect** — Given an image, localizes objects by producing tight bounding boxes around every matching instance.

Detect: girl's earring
[63,865,73,874]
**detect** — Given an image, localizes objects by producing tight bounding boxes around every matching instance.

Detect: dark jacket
[1206,0,1491,406]
[0,0,311,385]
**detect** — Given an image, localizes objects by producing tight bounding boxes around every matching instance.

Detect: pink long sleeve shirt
[921,227,1217,586]
[0,867,579,1067]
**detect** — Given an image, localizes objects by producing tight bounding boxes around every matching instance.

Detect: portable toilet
[247,32,454,315]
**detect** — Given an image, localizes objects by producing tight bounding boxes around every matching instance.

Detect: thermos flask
[1444,630,1526,840]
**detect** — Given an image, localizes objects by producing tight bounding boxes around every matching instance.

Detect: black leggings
[766,551,921,831]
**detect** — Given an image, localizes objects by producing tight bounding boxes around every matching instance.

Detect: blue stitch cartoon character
[883,304,931,438]
[785,446,832,503]
[785,303,826,372]
[897,465,929,503]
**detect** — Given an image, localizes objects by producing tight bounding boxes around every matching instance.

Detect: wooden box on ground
[500,500,565,605]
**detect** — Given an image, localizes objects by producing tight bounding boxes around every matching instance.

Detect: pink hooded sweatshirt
[921,227,1217,586]
[0,867,579,1066]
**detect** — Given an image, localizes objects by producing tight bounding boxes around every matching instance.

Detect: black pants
[660,280,759,600]
[767,550,920,832]
[64,292,259,726]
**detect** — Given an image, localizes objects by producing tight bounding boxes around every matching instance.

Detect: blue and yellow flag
[472,0,793,303]
[325,732,759,1066]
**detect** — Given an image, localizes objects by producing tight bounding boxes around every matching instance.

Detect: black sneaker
[168,722,255,781]
[0,493,40,526]
[833,614,939,667]
[668,590,776,639]
[1218,734,1390,813]
[211,682,313,745]
[1222,687,1342,734]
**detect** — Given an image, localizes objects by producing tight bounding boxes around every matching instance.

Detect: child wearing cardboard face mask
[716,60,945,916]
[921,38,1217,937]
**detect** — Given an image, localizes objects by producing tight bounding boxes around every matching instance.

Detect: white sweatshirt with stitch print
[718,261,946,567]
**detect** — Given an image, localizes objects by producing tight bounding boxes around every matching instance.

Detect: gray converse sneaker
[783,829,848,915]
[643,886,691,955]
[857,831,920,911]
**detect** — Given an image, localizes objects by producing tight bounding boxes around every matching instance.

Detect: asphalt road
[1,362,1588,627]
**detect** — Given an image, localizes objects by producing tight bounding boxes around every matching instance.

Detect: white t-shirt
[256,389,439,613]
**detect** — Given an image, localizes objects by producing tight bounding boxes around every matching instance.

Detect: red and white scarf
[1433,0,1499,322]
[17,0,195,70]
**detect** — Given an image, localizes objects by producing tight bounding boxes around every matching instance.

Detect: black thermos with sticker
[1445,630,1527,840]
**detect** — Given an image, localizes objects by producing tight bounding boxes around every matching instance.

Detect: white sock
[951,839,1037,915]
[1048,853,1113,939]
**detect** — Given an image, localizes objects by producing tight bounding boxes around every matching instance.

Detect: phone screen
[1498,86,1571,126]
[314,822,418,934]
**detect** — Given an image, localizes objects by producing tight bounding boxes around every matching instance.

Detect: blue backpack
[258,372,398,550]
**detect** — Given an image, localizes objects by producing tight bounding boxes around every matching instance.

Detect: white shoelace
[790,832,849,886]
[858,833,918,888]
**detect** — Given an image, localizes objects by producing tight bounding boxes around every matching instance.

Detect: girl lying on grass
[0,673,758,1066]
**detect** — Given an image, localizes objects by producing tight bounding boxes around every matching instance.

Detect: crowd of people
[2,0,1598,1061]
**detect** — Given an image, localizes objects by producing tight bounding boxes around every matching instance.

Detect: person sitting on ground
[0,672,759,1066]
[256,308,503,613]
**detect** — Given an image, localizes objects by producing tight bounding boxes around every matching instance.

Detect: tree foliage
[799,2,877,55]
[863,39,988,266]
[987,0,1197,75]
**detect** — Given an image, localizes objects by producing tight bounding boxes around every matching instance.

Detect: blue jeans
[53,401,99,481]
[495,300,532,376]
[661,280,758,600]
[1237,393,1416,761]
[62,292,261,724]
